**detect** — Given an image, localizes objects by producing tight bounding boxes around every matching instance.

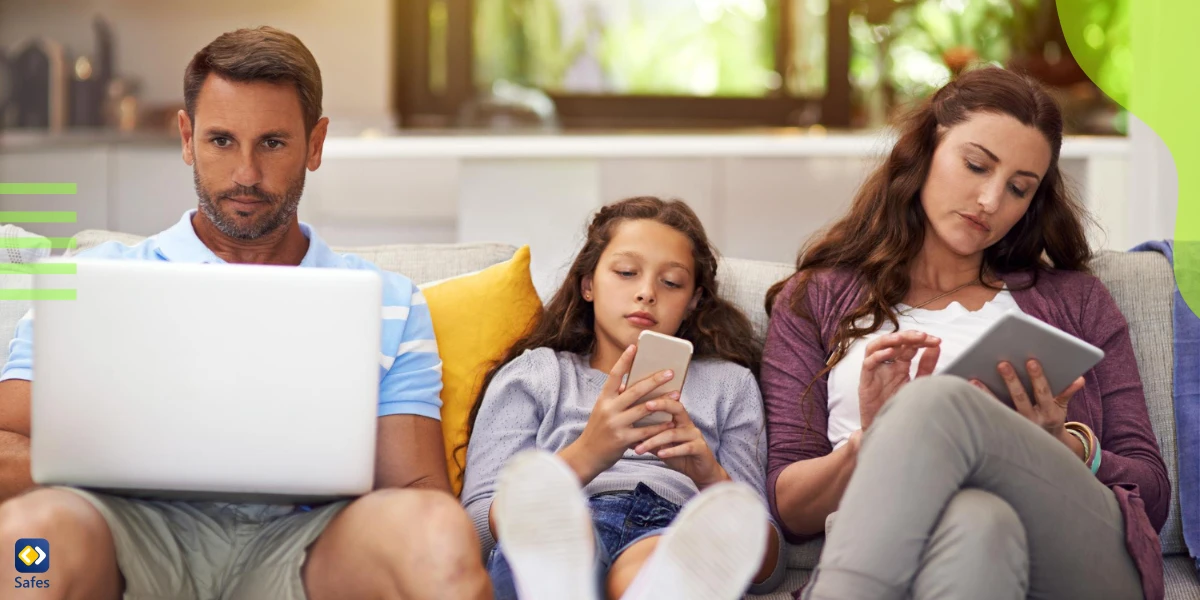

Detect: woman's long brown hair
[458,196,761,475]
[765,66,1094,373]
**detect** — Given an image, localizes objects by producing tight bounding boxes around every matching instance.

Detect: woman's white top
[825,289,1024,449]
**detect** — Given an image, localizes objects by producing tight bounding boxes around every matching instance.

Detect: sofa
[1,229,1197,599]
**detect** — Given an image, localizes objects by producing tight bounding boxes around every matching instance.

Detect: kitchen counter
[0,129,180,150]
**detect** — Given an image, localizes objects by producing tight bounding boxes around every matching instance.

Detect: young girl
[460,197,785,600]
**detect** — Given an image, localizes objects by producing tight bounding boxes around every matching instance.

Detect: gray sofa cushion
[69,229,519,287]
[341,243,520,286]
[717,256,795,344]
[1092,250,1184,555]
[72,229,145,252]
[1166,555,1200,600]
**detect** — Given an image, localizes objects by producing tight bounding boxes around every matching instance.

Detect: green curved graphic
[1057,0,1200,315]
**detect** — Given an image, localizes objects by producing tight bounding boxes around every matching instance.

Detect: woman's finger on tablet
[998,361,1035,418]
[1056,376,1086,406]
[915,345,941,378]
[1026,359,1055,406]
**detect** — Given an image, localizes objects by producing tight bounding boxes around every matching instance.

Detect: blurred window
[394,0,1124,133]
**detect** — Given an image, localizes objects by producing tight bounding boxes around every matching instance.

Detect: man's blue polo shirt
[1,210,444,421]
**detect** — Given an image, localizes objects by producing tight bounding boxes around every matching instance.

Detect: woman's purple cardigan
[761,267,1170,600]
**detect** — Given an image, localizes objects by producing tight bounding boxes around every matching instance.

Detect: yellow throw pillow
[419,246,541,495]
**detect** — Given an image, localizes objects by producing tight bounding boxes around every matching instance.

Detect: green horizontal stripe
[0,211,76,223]
[0,289,75,301]
[0,237,77,249]
[0,183,77,195]
[0,264,76,275]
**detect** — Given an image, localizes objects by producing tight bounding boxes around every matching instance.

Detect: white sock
[494,450,598,600]
[620,482,769,600]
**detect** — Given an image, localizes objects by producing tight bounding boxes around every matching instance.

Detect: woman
[762,66,1169,599]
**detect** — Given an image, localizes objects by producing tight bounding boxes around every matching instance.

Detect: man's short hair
[184,26,323,134]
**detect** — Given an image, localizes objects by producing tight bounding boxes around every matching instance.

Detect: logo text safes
[14,538,49,589]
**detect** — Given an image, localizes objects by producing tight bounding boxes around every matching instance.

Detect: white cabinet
[0,148,110,240]
[110,148,196,234]
[302,156,459,247]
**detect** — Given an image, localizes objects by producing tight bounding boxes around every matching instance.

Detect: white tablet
[942,311,1104,405]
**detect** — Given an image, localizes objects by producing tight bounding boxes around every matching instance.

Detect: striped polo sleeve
[377,275,444,420]
[0,309,33,382]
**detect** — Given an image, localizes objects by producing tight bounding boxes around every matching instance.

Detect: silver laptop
[29,258,382,503]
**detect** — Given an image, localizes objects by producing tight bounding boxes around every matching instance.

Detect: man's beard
[194,167,305,240]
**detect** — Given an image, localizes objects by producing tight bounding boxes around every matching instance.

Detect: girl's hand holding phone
[633,398,730,489]
[559,344,678,486]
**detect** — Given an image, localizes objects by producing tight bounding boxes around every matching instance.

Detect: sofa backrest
[2,232,1185,555]
[66,229,522,288]
[716,256,795,344]
[1090,250,1183,554]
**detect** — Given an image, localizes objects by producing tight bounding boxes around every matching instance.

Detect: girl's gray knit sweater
[460,347,773,556]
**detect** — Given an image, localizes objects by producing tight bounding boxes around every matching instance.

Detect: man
[0,27,491,600]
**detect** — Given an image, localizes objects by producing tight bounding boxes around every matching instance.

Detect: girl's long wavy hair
[460,197,760,469]
[765,66,1093,376]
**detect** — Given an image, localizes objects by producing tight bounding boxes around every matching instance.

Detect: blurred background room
[0,0,1174,294]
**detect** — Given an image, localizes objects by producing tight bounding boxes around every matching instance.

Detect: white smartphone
[942,312,1105,406]
[626,330,694,427]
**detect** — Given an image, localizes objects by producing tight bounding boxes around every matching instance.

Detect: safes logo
[13,538,50,590]
[14,539,47,574]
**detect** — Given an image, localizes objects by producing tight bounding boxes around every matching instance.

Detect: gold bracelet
[1065,427,1090,463]
[1065,422,1097,464]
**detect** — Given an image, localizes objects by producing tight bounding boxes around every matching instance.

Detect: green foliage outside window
[469,0,1127,131]
[473,0,779,96]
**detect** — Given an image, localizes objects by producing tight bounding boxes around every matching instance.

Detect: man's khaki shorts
[62,487,348,600]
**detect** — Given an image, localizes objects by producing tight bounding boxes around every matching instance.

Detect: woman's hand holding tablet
[942,312,1104,408]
